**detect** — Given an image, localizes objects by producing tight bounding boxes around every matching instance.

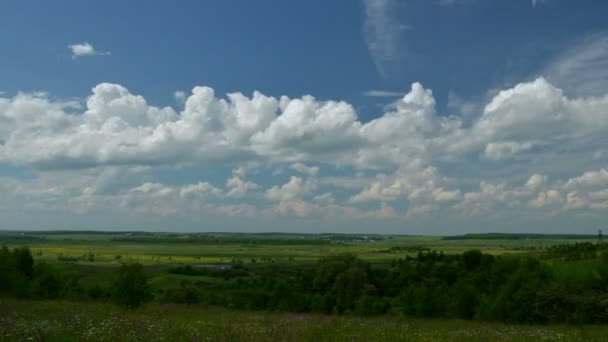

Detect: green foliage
[543,242,608,261]
[3,239,608,325]
[112,263,152,309]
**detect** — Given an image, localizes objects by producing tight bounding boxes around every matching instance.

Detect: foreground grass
[0,300,606,341]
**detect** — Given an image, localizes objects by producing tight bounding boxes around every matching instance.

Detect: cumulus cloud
[265,176,316,202]
[68,42,110,59]
[225,168,259,198]
[5,77,606,172]
[1,76,608,231]
[563,168,608,191]
[349,164,457,206]
[483,141,536,160]
[455,166,608,215]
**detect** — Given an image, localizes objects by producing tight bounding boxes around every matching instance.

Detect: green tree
[112,263,152,309]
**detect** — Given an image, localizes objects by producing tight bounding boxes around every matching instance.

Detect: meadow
[1,300,607,341]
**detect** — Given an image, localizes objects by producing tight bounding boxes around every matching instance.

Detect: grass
[0,299,606,341]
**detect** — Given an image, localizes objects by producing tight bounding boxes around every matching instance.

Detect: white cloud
[349,164,454,206]
[483,141,536,160]
[544,33,608,96]
[179,182,223,198]
[5,77,606,172]
[563,168,608,190]
[68,42,110,59]
[1,75,608,231]
[530,190,563,208]
[225,168,259,198]
[525,174,548,191]
[250,95,362,163]
[313,192,336,204]
[455,166,608,214]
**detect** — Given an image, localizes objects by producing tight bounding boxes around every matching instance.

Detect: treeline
[443,233,598,240]
[170,250,608,324]
[0,234,48,244]
[110,236,332,245]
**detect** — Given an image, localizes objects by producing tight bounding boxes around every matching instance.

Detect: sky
[1,0,607,234]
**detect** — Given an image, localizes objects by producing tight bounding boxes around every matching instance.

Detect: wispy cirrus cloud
[68,42,111,59]
[543,32,608,96]
[362,0,408,80]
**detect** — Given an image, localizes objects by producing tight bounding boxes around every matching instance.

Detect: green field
[3,231,596,266]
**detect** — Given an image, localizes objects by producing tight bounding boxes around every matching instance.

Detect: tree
[112,263,152,309]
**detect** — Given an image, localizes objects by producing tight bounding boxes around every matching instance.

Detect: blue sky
[0,0,607,234]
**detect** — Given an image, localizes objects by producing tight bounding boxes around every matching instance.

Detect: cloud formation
[1,77,607,232]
